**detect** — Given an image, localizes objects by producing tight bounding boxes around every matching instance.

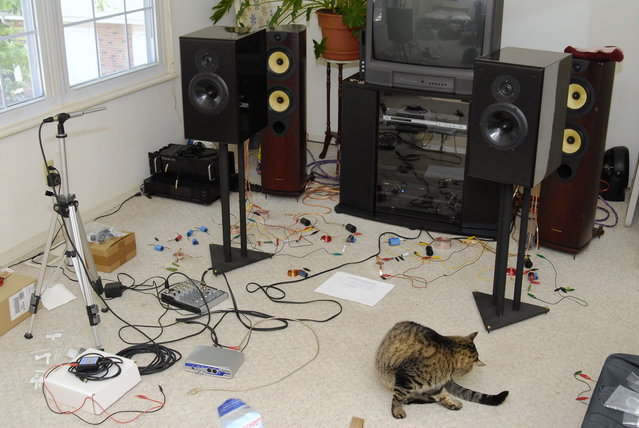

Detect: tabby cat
[375,321,509,419]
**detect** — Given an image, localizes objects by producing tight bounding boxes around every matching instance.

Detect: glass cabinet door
[375,91,470,224]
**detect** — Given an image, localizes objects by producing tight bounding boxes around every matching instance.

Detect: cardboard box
[89,232,136,273]
[0,273,37,336]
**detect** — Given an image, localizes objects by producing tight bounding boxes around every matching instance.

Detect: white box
[44,349,141,415]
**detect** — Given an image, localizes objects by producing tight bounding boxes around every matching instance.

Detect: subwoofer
[467,47,571,188]
[538,59,616,253]
[179,26,267,144]
[260,25,307,195]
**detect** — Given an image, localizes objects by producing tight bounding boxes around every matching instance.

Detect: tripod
[25,107,106,349]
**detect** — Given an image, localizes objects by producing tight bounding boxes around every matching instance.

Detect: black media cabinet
[337,75,500,238]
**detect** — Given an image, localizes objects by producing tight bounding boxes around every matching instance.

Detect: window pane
[62,0,157,87]
[95,0,125,18]
[96,15,128,77]
[127,10,153,67]
[126,0,145,11]
[1,0,42,111]
[64,22,99,85]
[1,2,25,33]
[0,38,34,107]
[60,0,94,24]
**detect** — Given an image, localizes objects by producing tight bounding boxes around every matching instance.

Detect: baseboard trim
[0,186,142,268]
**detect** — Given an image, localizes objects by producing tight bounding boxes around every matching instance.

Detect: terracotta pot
[316,11,360,61]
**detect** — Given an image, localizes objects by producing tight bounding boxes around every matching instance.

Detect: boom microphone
[43,106,107,123]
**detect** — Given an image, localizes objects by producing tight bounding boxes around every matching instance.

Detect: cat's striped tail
[445,381,509,406]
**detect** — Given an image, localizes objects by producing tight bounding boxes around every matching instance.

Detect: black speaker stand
[473,184,548,332]
[209,142,271,275]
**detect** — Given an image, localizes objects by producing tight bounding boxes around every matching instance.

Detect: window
[0,0,171,136]
[60,0,157,87]
[0,0,43,110]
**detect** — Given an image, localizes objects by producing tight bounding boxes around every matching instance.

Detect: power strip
[160,280,228,313]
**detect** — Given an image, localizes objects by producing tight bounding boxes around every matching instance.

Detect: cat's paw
[440,397,463,410]
[392,406,407,419]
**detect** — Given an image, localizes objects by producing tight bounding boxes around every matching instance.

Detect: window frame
[0,0,176,138]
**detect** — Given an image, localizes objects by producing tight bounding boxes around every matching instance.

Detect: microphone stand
[25,107,107,349]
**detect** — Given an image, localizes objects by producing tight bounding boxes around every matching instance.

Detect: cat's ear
[467,332,478,341]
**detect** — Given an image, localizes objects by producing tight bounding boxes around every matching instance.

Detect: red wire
[42,363,163,424]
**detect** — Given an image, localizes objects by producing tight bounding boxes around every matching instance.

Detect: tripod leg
[24,210,59,339]
[73,209,103,295]
[66,206,102,349]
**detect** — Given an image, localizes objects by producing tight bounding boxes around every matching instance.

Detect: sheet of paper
[314,272,395,306]
[41,283,77,310]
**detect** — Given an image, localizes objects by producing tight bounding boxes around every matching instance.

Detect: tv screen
[365,0,503,95]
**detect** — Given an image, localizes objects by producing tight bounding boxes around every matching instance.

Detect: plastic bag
[604,385,639,416]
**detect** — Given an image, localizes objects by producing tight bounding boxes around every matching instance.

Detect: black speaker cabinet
[179,26,267,144]
[537,59,616,253]
[602,146,629,201]
[260,25,307,195]
[467,47,571,187]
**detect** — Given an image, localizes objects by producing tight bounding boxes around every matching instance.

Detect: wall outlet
[45,159,60,187]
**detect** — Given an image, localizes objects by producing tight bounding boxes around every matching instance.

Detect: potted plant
[210,0,367,60]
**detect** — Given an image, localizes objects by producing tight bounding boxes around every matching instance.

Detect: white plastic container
[218,398,264,428]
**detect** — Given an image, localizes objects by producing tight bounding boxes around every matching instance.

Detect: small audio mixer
[160,280,228,313]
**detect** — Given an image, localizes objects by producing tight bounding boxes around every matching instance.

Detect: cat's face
[454,332,483,375]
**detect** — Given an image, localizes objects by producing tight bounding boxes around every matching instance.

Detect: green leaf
[313,37,327,59]
[209,0,234,23]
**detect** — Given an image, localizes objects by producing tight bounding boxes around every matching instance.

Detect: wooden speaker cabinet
[538,59,616,253]
[260,25,307,196]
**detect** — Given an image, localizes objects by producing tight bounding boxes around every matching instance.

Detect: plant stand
[319,59,356,173]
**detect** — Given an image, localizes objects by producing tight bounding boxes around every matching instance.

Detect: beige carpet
[2,142,638,427]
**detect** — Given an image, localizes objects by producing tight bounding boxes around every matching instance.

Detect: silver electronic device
[383,107,467,132]
[184,345,244,378]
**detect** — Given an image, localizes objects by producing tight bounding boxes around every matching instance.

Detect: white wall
[500,0,639,182]
[0,0,232,265]
[1,0,637,265]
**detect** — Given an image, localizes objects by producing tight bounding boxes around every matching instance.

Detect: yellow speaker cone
[268,50,291,75]
[562,128,582,154]
[269,90,290,113]
[567,83,588,110]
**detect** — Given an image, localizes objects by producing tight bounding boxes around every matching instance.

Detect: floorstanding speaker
[260,25,307,195]
[179,26,267,144]
[467,47,571,188]
[537,59,616,253]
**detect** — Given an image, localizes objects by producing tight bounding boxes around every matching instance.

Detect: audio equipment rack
[338,75,501,238]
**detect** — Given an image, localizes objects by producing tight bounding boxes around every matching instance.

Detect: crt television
[364,0,504,95]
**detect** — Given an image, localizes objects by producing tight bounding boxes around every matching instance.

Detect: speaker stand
[209,142,271,275]
[473,184,548,332]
